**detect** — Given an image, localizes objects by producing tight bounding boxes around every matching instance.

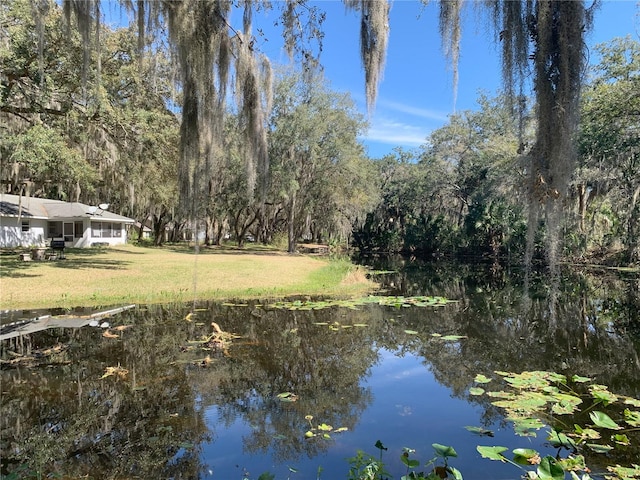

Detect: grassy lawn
[0,244,375,310]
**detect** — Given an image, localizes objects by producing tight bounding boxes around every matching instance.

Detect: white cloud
[377,98,450,122]
[357,96,449,149]
[362,117,430,146]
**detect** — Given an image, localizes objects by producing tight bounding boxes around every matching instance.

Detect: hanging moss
[484,0,593,267]
[345,0,390,114]
[439,0,462,109]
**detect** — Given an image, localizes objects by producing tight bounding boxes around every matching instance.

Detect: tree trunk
[137,219,145,242]
[213,219,224,245]
[287,194,297,253]
[152,213,166,246]
[204,216,214,246]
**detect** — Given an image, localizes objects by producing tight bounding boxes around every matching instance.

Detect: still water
[1,259,639,479]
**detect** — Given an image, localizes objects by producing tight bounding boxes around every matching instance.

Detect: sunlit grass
[0,244,376,310]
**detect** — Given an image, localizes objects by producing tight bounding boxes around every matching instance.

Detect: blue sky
[257,1,639,159]
[106,1,639,158]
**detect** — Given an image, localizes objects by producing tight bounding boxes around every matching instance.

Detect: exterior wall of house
[1,195,134,249]
[1,218,130,248]
[0,217,47,248]
[46,219,129,247]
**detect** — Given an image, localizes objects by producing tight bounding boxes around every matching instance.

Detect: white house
[0,193,135,248]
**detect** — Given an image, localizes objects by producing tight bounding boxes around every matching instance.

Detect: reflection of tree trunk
[287,193,297,253]
[579,290,588,350]
[577,183,588,233]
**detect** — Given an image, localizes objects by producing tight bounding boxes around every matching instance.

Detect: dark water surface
[1,259,639,479]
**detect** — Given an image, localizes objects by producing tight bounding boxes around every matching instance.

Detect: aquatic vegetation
[229,295,458,311]
[472,370,640,479]
[345,441,462,480]
[303,415,349,440]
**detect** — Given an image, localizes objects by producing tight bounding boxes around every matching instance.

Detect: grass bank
[0,244,376,310]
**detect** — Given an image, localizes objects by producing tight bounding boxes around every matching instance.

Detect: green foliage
[346,442,462,480]
[353,94,529,260]
[576,36,640,262]
[1,0,179,229]
[267,68,373,251]
[6,124,96,198]
[473,370,640,479]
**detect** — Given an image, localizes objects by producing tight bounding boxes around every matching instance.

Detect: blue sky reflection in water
[198,347,558,480]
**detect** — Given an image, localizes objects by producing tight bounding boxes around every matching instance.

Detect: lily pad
[512,448,539,459]
[474,374,492,384]
[277,392,298,402]
[612,433,630,445]
[441,335,467,341]
[537,456,565,480]
[623,397,640,407]
[589,411,621,430]
[511,417,545,437]
[589,384,618,405]
[547,430,577,450]
[586,443,614,453]
[572,425,601,440]
[464,426,494,437]
[607,464,640,478]
[432,443,457,458]
[477,445,508,461]
[624,408,640,426]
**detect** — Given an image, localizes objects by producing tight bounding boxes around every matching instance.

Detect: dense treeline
[355,36,639,265]
[1,0,638,264]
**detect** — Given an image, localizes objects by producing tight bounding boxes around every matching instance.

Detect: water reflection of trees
[0,303,210,478]
[1,302,385,476]
[360,257,640,394]
[360,258,640,469]
[188,305,381,463]
[2,261,639,477]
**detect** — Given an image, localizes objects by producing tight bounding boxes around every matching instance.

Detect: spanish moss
[486,0,593,269]
[345,0,390,114]
[439,0,463,109]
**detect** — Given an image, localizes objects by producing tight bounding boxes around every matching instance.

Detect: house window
[63,223,73,242]
[91,221,122,238]
[21,220,30,232]
[74,221,83,238]
[48,221,63,238]
[92,222,102,238]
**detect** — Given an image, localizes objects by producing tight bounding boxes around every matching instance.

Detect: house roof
[0,194,135,223]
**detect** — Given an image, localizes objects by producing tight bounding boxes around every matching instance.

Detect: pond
[1,259,639,479]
